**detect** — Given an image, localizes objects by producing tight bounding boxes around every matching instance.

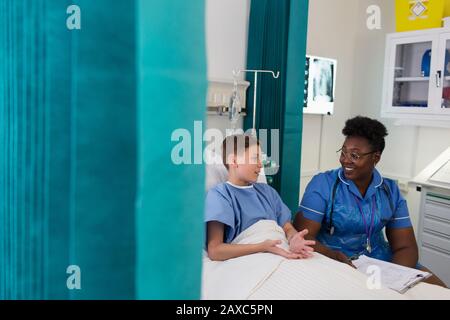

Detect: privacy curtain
[0,0,206,299]
[244,0,309,213]
[136,0,207,299]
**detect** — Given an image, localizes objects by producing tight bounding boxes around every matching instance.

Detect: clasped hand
[288,229,315,258]
[260,229,315,259]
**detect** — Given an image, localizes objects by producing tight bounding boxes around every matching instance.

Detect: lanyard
[353,194,376,253]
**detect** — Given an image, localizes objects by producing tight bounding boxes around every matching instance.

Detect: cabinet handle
[436,70,442,88]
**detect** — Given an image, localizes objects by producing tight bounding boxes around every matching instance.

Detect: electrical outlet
[397,180,409,194]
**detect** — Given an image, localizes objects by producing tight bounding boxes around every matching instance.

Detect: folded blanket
[231,219,290,250]
[202,220,286,300]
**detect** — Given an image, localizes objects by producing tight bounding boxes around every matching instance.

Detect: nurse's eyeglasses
[337,148,377,163]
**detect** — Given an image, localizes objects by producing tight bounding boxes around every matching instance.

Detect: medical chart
[353,255,431,293]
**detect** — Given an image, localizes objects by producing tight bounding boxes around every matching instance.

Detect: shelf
[395,76,450,82]
[394,77,429,82]
[207,105,246,117]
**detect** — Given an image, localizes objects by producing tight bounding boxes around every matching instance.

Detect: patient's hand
[288,229,316,258]
[260,240,306,259]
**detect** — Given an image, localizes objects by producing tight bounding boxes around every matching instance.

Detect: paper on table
[353,255,431,294]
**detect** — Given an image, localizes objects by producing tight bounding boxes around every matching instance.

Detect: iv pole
[232,69,280,135]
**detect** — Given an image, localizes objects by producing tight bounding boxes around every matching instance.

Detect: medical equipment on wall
[228,77,242,128]
[232,69,280,136]
[206,79,250,121]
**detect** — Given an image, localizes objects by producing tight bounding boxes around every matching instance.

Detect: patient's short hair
[222,134,259,170]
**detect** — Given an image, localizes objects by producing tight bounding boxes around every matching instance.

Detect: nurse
[294,116,446,287]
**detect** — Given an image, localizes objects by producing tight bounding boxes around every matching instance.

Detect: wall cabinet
[382,28,450,122]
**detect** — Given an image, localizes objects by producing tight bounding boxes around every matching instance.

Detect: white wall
[205,0,250,133]
[302,0,450,233]
[206,0,250,82]
[300,0,359,196]
[351,0,450,231]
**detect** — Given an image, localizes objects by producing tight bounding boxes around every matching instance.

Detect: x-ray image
[303,55,337,115]
[311,58,334,103]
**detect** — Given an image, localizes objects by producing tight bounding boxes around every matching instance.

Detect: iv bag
[229,88,242,126]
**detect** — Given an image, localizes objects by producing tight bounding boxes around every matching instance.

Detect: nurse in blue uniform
[294,116,446,287]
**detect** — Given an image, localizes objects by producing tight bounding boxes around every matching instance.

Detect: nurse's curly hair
[342,116,388,153]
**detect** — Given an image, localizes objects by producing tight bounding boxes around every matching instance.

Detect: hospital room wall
[299,0,360,203]
[205,0,250,133]
[351,0,450,233]
[205,0,363,204]
[301,0,450,233]
[205,0,360,205]
[204,0,450,235]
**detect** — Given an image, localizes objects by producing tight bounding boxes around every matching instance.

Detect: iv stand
[232,69,280,135]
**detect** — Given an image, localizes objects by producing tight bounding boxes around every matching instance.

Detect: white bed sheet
[202,220,450,300]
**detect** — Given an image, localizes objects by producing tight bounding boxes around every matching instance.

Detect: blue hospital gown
[205,182,292,243]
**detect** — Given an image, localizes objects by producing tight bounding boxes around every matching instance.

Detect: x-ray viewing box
[303,55,337,115]
[411,147,450,287]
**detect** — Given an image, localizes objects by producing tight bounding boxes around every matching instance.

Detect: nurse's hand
[260,240,305,259]
[332,251,355,268]
[288,229,316,258]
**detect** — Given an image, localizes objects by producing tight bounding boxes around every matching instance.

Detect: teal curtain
[0,0,137,299]
[245,0,309,213]
[1,0,206,299]
[136,0,207,300]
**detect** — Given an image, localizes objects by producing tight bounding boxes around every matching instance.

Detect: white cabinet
[418,191,450,287]
[411,147,450,287]
[382,28,450,122]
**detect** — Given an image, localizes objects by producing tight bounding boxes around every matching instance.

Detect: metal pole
[253,72,258,136]
[231,69,279,137]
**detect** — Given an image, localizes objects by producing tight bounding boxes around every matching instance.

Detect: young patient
[205,134,315,261]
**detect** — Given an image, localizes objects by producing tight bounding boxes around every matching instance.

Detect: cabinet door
[385,35,439,114]
[435,33,450,116]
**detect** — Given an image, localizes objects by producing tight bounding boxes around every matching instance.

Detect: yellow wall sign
[395,0,445,31]
[445,0,450,16]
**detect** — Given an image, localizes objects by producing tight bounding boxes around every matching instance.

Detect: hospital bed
[202,220,450,300]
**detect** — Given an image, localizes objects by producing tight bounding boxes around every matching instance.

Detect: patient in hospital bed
[204,133,315,261]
